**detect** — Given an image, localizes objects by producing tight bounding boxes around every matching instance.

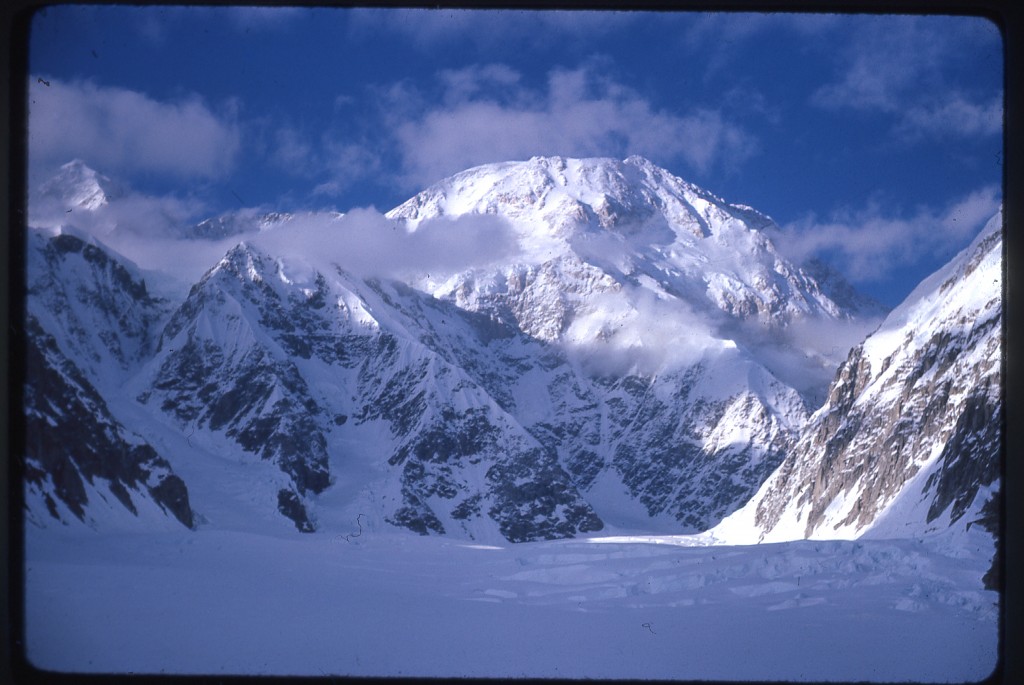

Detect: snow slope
[712,210,1002,545]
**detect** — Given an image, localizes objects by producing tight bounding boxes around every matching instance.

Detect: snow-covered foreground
[25,526,998,681]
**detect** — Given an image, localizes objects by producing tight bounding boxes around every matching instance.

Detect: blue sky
[26,6,1003,307]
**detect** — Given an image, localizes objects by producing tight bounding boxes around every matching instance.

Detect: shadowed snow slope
[25,527,998,680]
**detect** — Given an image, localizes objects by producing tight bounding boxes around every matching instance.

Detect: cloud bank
[250,209,521,281]
[28,78,241,179]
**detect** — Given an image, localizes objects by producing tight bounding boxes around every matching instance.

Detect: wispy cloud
[385,64,757,190]
[811,18,944,113]
[31,190,208,241]
[437,63,524,107]
[271,126,316,176]
[564,286,718,377]
[310,140,382,198]
[772,186,1001,283]
[346,7,636,53]
[896,94,1003,140]
[28,183,222,292]
[29,78,242,179]
[810,16,1002,140]
[680,13,839,80]
[223,6,304,32]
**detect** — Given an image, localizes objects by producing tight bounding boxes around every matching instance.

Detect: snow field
[24,526,997,681]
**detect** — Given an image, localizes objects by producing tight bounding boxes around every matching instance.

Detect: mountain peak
[38,159,123,210]
[386,155,773,247]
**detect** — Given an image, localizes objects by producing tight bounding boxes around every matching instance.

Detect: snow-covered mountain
[22,156,998,548]
[712,211,1002,548]
[381,155,884,531]
[23,230,194,531]
[36,159,124,211]
[389,155,883,327]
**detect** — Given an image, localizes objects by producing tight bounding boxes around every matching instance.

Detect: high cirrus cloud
[772,186,1001,283]
[347,8,637,53]
[810,15,1002,140]
[387,64,758,189]
[29,78,242,179]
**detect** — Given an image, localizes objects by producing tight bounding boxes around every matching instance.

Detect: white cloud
[310,138,384,199]
[897,95,1003,139]
[812,17,961,112]
[29,181,520,294]
[729,314,885,402]
[389,64,757,189]
[565,285,718,377]
[30,188,207,240]
[773,186,1001,283]
[939,187,1004,241]
[28,78,241,179]
[250,208,521,281]
[28,185,226,293]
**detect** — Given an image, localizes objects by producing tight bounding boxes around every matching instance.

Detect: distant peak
[391,155,738,221]
[623,154,657,168]
[52,159,106,185]
[39,159,123,210]
[60,158,94,172]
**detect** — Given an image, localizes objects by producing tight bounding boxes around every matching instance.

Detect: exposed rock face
[713,212,1002,544]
